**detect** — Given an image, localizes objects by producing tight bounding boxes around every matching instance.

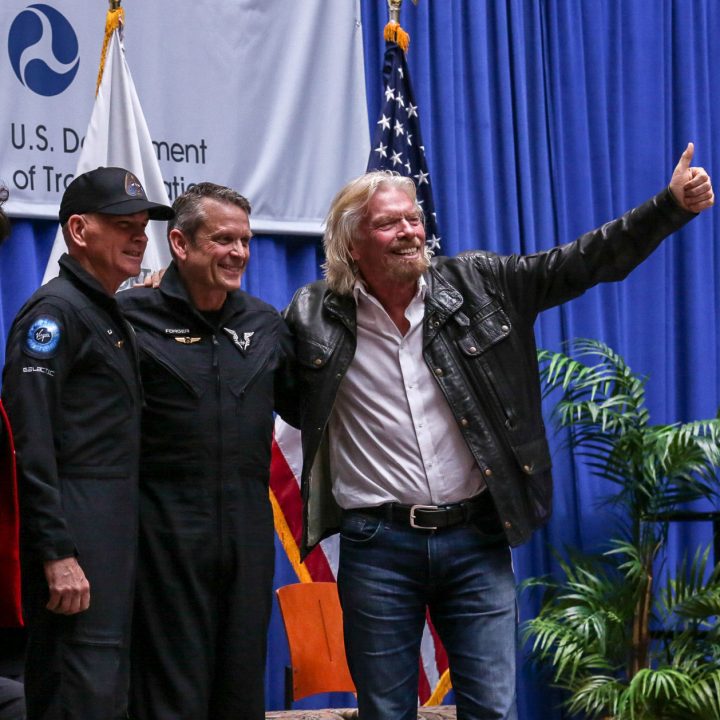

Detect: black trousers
[21,553,134,720]
[129,480,275,720]
[0,677,25,720]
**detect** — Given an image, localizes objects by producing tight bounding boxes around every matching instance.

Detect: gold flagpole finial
[387,0,402,25]
[384,0,411,53]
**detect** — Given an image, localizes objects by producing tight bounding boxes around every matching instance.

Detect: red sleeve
[0,400,23,627]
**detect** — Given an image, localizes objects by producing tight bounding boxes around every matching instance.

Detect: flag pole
[96,0,125,95]
[384,0,409,52]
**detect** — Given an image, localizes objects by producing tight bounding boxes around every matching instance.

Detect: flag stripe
[270,434,335,583]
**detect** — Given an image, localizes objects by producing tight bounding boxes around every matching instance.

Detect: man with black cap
[1,167,173,720]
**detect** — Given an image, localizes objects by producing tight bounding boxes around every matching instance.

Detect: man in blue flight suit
[118,183,295,720]
[1,167,173,720]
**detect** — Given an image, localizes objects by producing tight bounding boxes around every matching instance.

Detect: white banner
[43,28,174,284]
[0,0,370,234]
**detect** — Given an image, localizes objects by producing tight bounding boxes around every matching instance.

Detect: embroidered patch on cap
[124,172,146,198]
[24,316,62,358]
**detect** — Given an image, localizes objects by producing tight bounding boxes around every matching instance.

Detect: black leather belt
[351,492,494,531]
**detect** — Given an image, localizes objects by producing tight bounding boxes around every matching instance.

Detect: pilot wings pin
[223,327,254,353]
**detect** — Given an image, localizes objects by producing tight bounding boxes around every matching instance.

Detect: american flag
[367,41,441,252]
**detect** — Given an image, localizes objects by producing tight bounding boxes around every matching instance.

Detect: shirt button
[434,368,443,376]
[484,467,493,477]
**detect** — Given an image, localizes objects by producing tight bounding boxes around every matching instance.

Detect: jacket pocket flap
[457,310,511,357]
[141,345,201,397]
[512,437,552,475]
[295,339,335,369]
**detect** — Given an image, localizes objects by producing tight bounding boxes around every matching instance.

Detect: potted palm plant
[523,338,720,719]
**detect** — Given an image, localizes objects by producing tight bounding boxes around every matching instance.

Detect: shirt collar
[352,274,427,304]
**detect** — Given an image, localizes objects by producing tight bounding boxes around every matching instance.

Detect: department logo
[8,4,80,97]
[25,316,62,357]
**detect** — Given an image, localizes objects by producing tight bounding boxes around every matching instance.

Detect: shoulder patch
[24,316,63,359]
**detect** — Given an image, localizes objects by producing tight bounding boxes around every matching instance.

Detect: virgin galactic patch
[25,316,62,358]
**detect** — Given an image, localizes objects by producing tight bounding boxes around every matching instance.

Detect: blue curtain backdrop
[1,2,720,718]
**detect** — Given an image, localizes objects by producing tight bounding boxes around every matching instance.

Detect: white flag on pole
[42,26,172,285]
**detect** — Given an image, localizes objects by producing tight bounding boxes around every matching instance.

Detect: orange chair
[275,582,356,709]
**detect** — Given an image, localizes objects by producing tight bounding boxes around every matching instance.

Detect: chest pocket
[294,326,343,372]
[76,312,138,398]
[454,300,512,358]
[139,340,203,399]
[225,343,276,400]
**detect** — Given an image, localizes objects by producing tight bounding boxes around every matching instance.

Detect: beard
[386,245,430,283]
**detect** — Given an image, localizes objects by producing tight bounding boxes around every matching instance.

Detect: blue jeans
[337,511,517,720]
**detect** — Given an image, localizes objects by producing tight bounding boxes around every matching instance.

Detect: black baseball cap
[59,166,174,225]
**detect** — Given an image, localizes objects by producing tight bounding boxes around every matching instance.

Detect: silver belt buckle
[410,504,440,530]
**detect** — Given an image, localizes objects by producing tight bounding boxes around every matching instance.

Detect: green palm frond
[673,666,720,719]
[524,339,720,719]
[617,667,693,719]
[661,548,720,622]
[564,674,623,718]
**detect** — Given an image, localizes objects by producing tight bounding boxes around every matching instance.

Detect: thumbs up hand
[669,142,714,213]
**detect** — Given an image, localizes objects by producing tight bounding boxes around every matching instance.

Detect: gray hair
[169,182,251,242]
[322,171,429,295]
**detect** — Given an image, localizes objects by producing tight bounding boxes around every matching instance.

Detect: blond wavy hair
[322,171,430,295]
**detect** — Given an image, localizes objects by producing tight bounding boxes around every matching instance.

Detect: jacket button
[460,418,469,427]
[523,464,533,474]
[468,346,477,353]
[434,368,443,376]
[313,358,322,366]
[433,320,440,328]
[504,520,512,529]
[484,467,493,477]
[501,324,509,332]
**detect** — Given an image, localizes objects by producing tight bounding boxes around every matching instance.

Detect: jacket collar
[424,265,464,318]
[158,261,246,328]
[321,268,464,327]
[323,286,356,332]
[58,253,119,311]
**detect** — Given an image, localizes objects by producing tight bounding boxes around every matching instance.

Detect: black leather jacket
[283,189,695,556]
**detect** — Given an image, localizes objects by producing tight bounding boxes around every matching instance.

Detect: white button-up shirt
[329,277,486,509]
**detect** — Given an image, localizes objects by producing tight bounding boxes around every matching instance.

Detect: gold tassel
[95,7,125,96]
[423,668,453,706]
[383,21,410,53]
[269,489,313,583]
